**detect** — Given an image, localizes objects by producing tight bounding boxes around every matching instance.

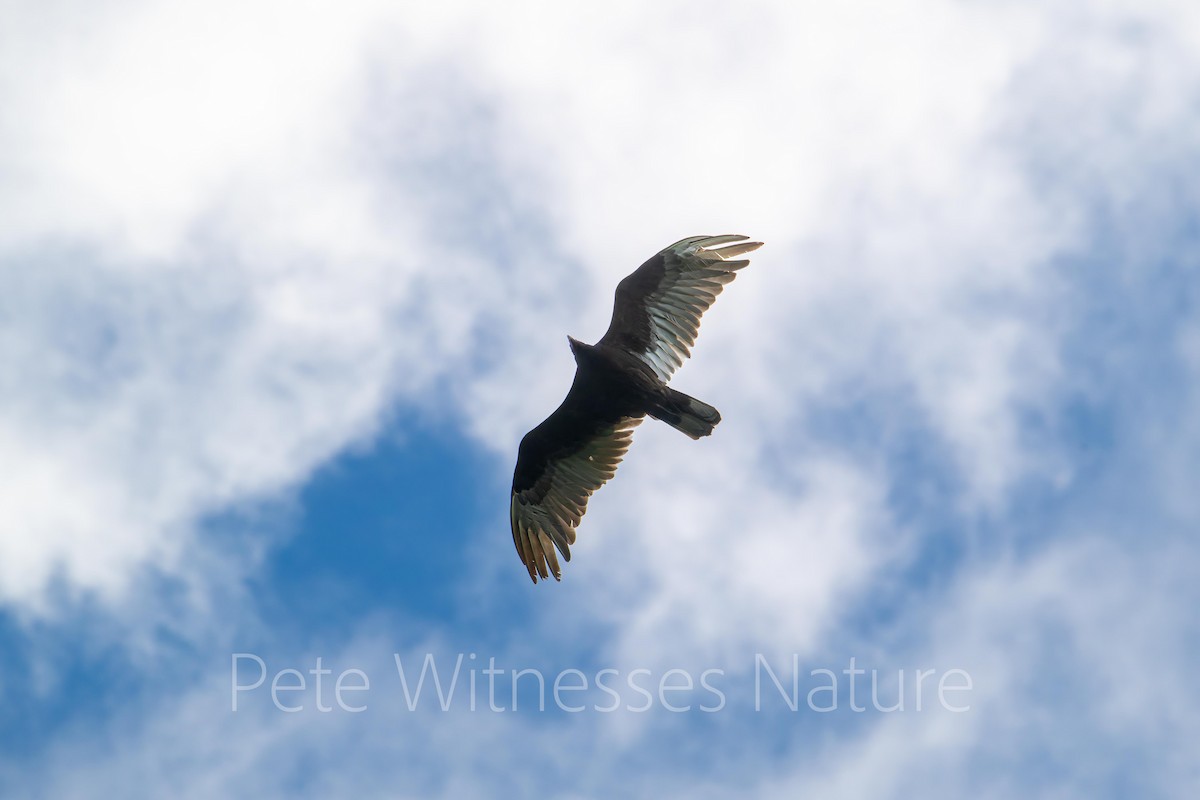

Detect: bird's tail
[648,388,721,439]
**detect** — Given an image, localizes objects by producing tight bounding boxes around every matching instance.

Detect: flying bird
[509,234,763,583]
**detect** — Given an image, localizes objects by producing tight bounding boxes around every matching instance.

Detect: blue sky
[2,1,1199,797]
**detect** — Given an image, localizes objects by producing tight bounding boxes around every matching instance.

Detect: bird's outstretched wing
[511,378,642,582]
[598,234,763,382]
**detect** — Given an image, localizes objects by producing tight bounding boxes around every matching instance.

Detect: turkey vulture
[509,234,763,583]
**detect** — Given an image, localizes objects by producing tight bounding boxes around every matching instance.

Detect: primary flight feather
[510,234,763,583]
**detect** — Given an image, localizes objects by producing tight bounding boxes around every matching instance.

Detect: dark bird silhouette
[510,234,763,583]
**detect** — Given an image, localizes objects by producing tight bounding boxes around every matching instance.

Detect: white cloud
[0,0,494,611]
[13,533,1196,799]
[758,535,1200,799]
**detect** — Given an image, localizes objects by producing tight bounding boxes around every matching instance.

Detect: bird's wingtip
[671,235,764,260]
[709,239,763,260]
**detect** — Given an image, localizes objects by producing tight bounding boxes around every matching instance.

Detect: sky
[1,0,1198,797]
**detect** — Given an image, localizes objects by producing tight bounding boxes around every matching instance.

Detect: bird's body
[510,234,763,583]
[566,336,658,418]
